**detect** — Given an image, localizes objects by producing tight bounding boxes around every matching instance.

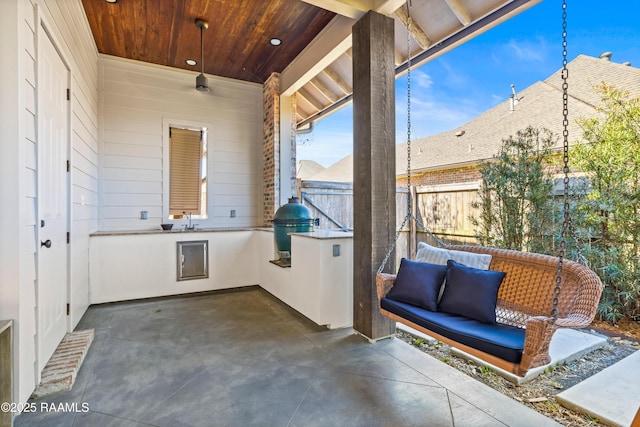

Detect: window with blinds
[169,127,207,217]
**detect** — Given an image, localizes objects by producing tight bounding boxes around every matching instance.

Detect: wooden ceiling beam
[444,0,472,25]
[281,15,354,96]
[397,0,543,77]
[297,89,325,112]
[295,101,313,121]
[372,0,407,15]
[309,78,340,103]
[394,6,432,49]
[321,68,351,95]
[394,50,404,66]
[299,0,405,18]
[299,0,371,19]
[285,0,404,97]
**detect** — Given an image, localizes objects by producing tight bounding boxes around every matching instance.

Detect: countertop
[91,228,353,239]
[290,230,353,239]
[91,227,258,237]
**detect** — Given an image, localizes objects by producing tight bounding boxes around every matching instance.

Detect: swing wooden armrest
[376,245,603,376]
[376,272,397,304]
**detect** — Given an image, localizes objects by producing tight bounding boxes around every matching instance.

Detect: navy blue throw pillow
[386,258,447,312]
[438,260,506,324]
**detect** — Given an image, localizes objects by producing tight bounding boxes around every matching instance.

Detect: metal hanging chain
[558,0,586,267]
[406,0,412,199]
[377,1,445,275]
[402,1,446,248]
[552,0,569,321]
[378,214,411,274]
[379,2,414,275]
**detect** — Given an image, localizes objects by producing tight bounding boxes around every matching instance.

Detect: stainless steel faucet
[183,211,195,230]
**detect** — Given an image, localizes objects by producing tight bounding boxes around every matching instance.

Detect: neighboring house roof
[312,54,640,182]
[398,54,640,175]
[307,155,353,183]
[296,160,326,180]
[545,54,640,108]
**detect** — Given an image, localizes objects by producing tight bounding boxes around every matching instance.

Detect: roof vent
[455,130,465,137]
[599,52,613,61]
[623,62,632,66]
[510,84,523,111]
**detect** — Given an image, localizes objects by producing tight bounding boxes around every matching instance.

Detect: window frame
[162,118,211,222]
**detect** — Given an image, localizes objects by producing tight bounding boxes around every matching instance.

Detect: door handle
[41,240,52,248]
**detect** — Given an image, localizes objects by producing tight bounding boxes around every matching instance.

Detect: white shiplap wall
[18,0,38,405]
[39,0,99,331]
[99,56,264,231]
[0,0,99,404]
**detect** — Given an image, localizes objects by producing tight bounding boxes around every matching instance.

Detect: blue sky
[296,0,640,167]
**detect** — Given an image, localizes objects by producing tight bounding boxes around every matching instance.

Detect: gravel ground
[397,329,639,426]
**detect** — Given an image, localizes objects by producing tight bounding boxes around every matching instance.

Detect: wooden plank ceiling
[81,0,335,83]
[81,0,540,127]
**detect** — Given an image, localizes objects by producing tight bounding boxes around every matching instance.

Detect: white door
[38,31,70,368]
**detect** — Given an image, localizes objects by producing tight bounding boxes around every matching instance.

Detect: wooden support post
[352,11,396,340]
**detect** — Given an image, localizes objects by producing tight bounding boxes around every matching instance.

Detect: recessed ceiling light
[270,38,282,46]
[186,59,197,66]
[105,0,117,3]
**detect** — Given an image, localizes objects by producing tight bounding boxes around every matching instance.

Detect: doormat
[32,329,95,398]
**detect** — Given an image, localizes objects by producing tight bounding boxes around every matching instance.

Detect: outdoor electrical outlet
[141,210,148,220]
[230,209,236,218]
[333,244,340,257]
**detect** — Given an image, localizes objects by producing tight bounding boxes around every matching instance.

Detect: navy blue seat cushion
[439,260,506,324]
[381,297,525,363]
[385,258,447,312]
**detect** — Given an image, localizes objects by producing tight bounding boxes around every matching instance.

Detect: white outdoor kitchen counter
[89,228,354,329]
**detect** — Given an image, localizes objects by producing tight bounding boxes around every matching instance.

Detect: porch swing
[376,0,603,376]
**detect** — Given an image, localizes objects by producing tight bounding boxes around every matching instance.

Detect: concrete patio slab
[15,288,560,427]
[556,350,640,427]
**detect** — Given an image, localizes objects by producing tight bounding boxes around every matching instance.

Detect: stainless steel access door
[177,240,209,281]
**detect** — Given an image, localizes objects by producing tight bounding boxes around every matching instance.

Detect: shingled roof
[398,54,640,175]
[310,54,640,182]
[296,160,326,180]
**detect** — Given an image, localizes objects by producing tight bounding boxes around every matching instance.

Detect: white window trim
[162,118,213,223]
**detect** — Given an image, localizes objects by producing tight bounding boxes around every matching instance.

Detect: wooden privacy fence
[413,182,479,245]
[298,180,481,265]
[297,180,354,231]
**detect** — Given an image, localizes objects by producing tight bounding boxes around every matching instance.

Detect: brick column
[263,73,281,226]
[279,93,297,203]
[288,93,297,198]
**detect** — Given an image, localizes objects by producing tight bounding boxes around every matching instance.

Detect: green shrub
[572,83,640,321]
[471,126,557,254]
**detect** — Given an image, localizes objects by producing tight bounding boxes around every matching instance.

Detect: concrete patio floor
[15,287,560,427]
